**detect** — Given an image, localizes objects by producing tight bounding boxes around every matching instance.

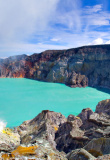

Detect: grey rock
[89,112,110,126]
[55,121,89,153]
[84,137,110,157]
[67,114,82,127]
[67,148,96,160]
[0,129,20,152]
[17,110,67,148]
[96,99,110,116]
[1,138,67,160]
[96,154,110,160]
[78,108,95,130]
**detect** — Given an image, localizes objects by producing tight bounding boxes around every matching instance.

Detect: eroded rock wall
[1,45,110,88]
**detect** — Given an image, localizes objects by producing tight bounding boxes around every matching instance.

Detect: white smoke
[0,120,7,132]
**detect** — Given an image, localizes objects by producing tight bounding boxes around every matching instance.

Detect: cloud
[50,38,60,42]
[83,4,110,26]
[0,0,59,43]
[0,1,110,57]
[105,40,110,44]
[92,4,102,12]
[89,38,104,45]
[88,38,110,45]
[54,0,82,31]
[84,4,102,13]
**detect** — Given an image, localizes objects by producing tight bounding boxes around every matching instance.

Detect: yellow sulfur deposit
[2,128,19,140]
[2,128,12,135]
[11,145,38,156]
[54,126,58,131]
[2,153,15,160]
[76,116,80,119]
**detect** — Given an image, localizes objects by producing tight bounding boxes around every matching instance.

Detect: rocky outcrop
[67,148,95,160]
[55,119,88,153]
[89,112,110,127]
[66,71,88,87]
[17,110,67,148]
[84,137,110,157]
[96,154,110,160]
[1,44,110,88]
[0,128,20,152]
[1,138,67,160]
[78,108,94,130]
[96,99,110,115]
[0,99,110,159]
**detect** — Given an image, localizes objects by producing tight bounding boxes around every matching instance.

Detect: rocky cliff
[0,99,110,159]
[1,44,110,88]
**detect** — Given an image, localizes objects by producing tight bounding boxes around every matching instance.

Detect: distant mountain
[0,44,110,88]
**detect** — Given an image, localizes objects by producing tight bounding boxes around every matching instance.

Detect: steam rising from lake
[0,120,7,132]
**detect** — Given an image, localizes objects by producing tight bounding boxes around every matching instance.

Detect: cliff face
[1,44,110,88]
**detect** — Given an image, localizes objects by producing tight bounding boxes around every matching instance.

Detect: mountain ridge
[0,44,110,88]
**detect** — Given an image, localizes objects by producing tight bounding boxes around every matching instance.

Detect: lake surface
[0,78,110,127]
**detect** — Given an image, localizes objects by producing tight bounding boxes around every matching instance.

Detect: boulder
[78,108,95,130]
[84,137,110,157]
[67,148,95,160]
[89,112,110,126]
[17,110,67,148]
[96,99,110,116]
[96,154,110,160]
[67,114,82,127]
[83,112,110,140]
[55,121,89,153]
[0,128,20,152]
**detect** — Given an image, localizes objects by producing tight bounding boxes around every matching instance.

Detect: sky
[0,0,110,57]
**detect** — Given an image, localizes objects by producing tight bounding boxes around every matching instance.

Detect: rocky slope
[0,99,110,159]
[1,44,110,88]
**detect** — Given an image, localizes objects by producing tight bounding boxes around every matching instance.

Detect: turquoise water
[0,78,110,127]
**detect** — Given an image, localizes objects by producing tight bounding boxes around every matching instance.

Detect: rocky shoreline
[0,99,110,159]
[1,44,110,88]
